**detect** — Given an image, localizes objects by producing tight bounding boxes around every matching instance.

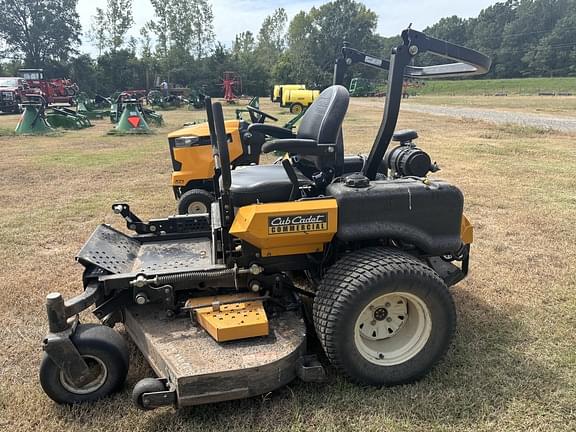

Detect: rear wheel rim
[187,201,208,214]
[354,292,432,366]
[59,355,108,395]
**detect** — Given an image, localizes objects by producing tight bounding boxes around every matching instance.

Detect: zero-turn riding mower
[39,28,490,410]
[169,102,290,215]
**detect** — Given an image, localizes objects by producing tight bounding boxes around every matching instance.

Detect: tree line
[0,0,575,97]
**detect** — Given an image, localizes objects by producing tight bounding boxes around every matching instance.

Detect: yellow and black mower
[168,104,276,214]
[169,102,308,215]
[39,29,490,410]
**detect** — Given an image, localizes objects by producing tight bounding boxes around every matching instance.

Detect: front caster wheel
[132,378,167,410]
[40,324,129,404]
[313,247,456,386]
[177,189,214,215]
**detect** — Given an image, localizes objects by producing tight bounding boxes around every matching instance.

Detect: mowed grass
[0,98,575,432]
[419,76,576,96]
[404,95,576,117]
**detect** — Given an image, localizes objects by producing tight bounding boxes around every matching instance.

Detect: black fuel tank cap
[344,173,370,188]
[393,130,418,143]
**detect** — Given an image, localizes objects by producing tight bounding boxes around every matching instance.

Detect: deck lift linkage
[40,28,490,410]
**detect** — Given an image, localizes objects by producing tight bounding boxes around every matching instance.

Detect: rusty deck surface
[125,306,306,406]
[76,224,213,275]
[131,237,212,273]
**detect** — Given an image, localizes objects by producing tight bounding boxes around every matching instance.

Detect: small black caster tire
[132,378,167,410]
[40,324,129,404]
[177,189,214,215]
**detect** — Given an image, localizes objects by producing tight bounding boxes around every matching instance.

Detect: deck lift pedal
[39,28,490,410]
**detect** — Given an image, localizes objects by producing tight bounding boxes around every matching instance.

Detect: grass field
[419,77,576,96]
[0,98,575,432]
[405,95,576,118]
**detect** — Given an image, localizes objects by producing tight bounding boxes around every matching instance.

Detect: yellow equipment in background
[271,84,319,114]
[281,88,320,114]
[168,119,264,215]
[271,84,306,103]
[169,120,246,190]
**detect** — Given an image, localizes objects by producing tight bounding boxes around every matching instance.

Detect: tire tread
[313,247,455,385]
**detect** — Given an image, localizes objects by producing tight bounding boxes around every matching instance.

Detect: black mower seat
[229,164,312,207]
[228,85,349,207]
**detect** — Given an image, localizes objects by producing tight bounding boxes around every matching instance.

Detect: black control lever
[112,203,211,235]
[112,203,148,234]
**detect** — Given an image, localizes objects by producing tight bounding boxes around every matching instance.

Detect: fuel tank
[326,178,464,255]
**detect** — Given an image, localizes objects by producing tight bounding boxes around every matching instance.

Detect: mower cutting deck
[125,306,305,409]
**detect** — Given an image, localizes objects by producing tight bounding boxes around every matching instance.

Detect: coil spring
[155,268,235,285]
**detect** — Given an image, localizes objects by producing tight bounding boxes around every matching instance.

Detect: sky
[77,0,499,54]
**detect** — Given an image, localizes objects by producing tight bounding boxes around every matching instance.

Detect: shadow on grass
[51,289,561,431]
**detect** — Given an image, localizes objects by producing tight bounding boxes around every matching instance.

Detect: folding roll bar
[333,28,491,179]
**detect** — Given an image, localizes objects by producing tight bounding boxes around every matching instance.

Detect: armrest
[247,123,296,139]
[262,139,320,155]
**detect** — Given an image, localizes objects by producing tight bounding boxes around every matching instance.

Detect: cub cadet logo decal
[268,213,328,235]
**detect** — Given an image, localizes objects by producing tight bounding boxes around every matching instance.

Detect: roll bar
[333,28,491,179]
[206,99,234,232]
[212,102,232,192]
[205,96,222,198]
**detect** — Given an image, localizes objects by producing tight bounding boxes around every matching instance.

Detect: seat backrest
[297,85,349,144]
[295,85,349,177]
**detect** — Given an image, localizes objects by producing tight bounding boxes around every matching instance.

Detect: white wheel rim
[59,355,108,395]
[354,292,432,366]
[187,201,208,214]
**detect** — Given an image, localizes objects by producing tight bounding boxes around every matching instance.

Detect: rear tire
[40,324,129,404]
[313,247,456,386]
[289,103,304,114]
[177,189,214,215]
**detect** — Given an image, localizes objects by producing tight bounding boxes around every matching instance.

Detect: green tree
[527,11,576,76]
[88,8,107,56]
[281,0,379,87]
[148,0,170,57]
[233,31,269,95]
[90,0,134,53]
[189,0,215,58]
[467,1,518,77]
[234,32,256,57]
[148,0,215,58]
[68,54,99,94]
[0,0,81,66]
[425,16,471,45]
[500,0,572,76]
[96,49,145,94]
[257,8,288,70]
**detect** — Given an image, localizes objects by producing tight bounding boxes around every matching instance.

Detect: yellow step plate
[185,294,269,342]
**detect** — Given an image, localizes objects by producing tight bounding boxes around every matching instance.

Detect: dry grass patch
[0,99,574,431]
